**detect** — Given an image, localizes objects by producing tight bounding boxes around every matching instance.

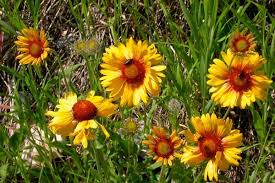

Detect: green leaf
[147,161,162,170]
[0,164,8,183]
[252,110,265,142]
[63,63,82,78]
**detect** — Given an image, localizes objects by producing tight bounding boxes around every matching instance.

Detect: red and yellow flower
[178,113,243,181]
[45,91,117,148]
[229,31,256,55]
[100,38,166,106]
[15,27,50,65]
[143,127,183,166]
[207,49,272,109]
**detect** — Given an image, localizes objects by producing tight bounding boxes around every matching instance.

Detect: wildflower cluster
[207,32,272,109]
[177,31,272,181]
[12,25,272,182]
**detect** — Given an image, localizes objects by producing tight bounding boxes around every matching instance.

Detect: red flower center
[229,67,252,92]
[232,36,250,52]
[198,135,222,159]
[29,41,43,58]
[121,59,146,85]
[154,139,173,158]
[72,100,97,121]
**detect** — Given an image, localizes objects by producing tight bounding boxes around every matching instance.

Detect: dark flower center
[198,135,223,159]
[29,41,43,58]
[121,59,146,85]
[72,100,97,121]
[229,68,252,92]
[232,36,250,52]
[154,139,174,158]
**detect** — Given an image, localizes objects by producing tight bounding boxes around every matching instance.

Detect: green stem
[222,108,230,120]
[255,120,274,167]
[54,52,70,90]
[83,56,94,88]
[92,146,109,183]
[33,65,42,79]
[126,136,133,176]
[92,146,104,181]
[158,164,166,183]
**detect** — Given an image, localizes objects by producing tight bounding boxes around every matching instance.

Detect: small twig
[222,108,231,120]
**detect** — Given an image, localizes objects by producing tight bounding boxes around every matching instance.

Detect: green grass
[0,0,274,182]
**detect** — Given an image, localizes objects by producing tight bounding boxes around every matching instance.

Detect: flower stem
[222,108,231,120]
[158,164,166,183]
[92,145,108,182]
[93,146,102,171]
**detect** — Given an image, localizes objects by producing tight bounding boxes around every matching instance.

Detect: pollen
[156,140,173,157]
[229,31,256,54]
[121,60,146,84]
[72,100,97,121]
[229,67,252,92]
[29,42,43,58]
[124,64,139,79]
[235,38,249,52]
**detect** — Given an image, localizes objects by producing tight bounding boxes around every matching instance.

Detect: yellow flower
[229,31,256,55]
[100,38,166,106]
[178,113,243,181]
[45,91,117,148]
[207,49,272,109]
[143,127,183,166]
[15,27,50,65]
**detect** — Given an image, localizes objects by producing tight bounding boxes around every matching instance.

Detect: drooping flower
[45,91,117,148]
[178,113,243,181]
[143,127,183,166]
[207,49,272,109]
[15,27,50,65]
[229,31,256,55]
[100,38,166,106]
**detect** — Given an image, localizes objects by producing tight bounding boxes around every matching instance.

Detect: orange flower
[178,113,243,181]
[143,127,183,166]
[15,27,50,65]
[229,31,256,55]
[207,49,272,109]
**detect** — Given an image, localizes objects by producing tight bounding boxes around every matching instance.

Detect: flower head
[74,38,98,55]
[229,31,256,55]
[45,91,117,148]
[100,38,166,106]
[143,127,183,166]
[178,113,243,181]
[207,49,272,109]
[123,118,143,135]
[15,27,50,65]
